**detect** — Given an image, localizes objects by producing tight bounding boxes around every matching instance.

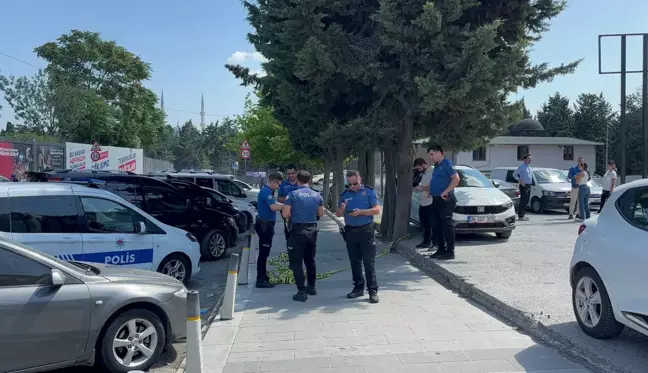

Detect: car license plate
[563,203,570,207]
[467,216,495,224]
[591,198,600,204]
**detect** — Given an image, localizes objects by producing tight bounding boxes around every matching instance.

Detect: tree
[608,91,644,176]
[174,120,209,170]
[537,93,575,137]
[573,93,615,174]
[203,118,239,171]
[0,70,58,134]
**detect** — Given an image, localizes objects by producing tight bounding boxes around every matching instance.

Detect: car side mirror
[240,192,247,198]
[206,197,212,207]
[136,221,147,234]
[492,180,500,188]
[51,268,65,286]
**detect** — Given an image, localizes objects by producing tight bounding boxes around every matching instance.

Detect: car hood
[90,263,185,287]
[455,187,510,206]
[538,183,572,192]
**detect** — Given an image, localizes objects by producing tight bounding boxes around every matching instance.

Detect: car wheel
[496,231,512,239]
[98,309,166,373]
[201,229,228,260]
[157,254,192,284]
[572,267,624,339]
[531,197,544,214]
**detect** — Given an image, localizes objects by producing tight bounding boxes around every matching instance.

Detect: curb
[392,241,627,373]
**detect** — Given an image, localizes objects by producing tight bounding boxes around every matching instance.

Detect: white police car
[0,183,200,284]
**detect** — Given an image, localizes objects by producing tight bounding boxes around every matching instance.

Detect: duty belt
[344,223,373,232]
[292,222,317,228]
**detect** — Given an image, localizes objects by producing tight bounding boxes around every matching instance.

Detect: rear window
[9,196,80,234]
[505,170,517,183]
[194,178,214,188]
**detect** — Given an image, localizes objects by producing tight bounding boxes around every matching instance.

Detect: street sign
[231,161,239,170]
[90,141,101,162]
[240,140,250,149]
[241,149,251,160]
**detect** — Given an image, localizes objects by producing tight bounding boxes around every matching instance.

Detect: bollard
[221,253,239,320]
[238,234,252,285]
[185,290,203,373]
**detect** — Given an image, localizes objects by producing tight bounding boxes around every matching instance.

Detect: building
[453,119,602,171]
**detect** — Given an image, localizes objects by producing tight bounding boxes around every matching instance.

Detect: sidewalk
[196,215,591,373]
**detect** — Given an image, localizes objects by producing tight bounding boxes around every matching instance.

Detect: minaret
[160,90,165,111]
[200,93,206,130]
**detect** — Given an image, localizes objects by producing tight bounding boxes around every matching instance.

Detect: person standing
[281,170,324,302]
[513,154,533,221]
[599,160,618,211]
[567,157,584,219]
[413,158,436,250]
[278,165,300,243]
[254,172,284,288]
[336,170,381,303]
[576,162,591,221]
[427,145,460,260]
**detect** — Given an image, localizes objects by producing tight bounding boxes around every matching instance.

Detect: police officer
[336,170,381,303]
[427,145,460,260]
[278,165,300,243]
[281,170,324,302]
[255,172,284,288]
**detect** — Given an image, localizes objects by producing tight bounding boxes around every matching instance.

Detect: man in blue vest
[513,154,533,221]
[282,170,324,302]
[336,170,381,303]
[428,145,460,260]
[567,157,584,219]
[278,165,300,243]
[255,172,284,288]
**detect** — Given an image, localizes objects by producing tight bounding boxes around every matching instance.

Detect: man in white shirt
[413,158,436,249]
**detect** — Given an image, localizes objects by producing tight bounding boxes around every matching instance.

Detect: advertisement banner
[35,144,65,172]
[0,141,33,181]
[65,142,144,174]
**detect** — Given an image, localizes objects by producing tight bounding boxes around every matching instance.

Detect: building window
[517,145,529,161]
[563,146,574,161]
[472,147,486,161]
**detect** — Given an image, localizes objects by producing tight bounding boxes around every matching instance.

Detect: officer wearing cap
[255,171,284,288]
[281,170,324,302]
[278,165,300,242]
[335,170,381,303]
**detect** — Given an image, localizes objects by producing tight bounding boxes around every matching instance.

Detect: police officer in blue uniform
[427,145,460,260]
[336,170,381,303]
[255,172,284,288]
[278,165,300,243]
[281,170,324,302]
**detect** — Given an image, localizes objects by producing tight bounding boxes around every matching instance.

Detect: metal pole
[185,290,204,373]
[642,34,648,178]
[238,234,252,285]
[620,35,627,184]
[220,253,239,320]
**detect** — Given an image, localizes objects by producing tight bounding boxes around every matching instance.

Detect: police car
[0,183,200,284]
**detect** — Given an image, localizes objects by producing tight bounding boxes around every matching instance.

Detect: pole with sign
[240,140,251,175]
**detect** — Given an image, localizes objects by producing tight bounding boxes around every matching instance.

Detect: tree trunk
[330,145,345,209]
[357,150,368,177]
[380,146,397,240]
[322,156,332,210]
[391,117,414,241]
[366,150,376,189]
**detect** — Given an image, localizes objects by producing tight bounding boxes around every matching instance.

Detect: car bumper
[165,293,188,342]
[452,207,517,233]
[542,195,571,210]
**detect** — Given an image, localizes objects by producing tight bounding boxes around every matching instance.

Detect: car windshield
[534,170,569,183]
[202,188,230,203]
[234,180,251,190]
[457,169,493,188]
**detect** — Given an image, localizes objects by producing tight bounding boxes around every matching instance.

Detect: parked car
[411,165,516,239]
[558,169,603,210]
[149,172,259,207]
[233,179,258,193]
[570,178,648,339]
[491,167,573,214]
[201,187,257,231]
[0,182,201,284]
[0,236,188,372]
[491,179,520,211]
[27,170,239,260]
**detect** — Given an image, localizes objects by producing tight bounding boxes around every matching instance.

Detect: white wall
[456,144,597,171]
[65,142,144,174]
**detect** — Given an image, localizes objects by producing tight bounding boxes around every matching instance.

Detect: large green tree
[203,118,239,171]
[0,70,58,133]
[573,93,615,174]
[537,92,575,137]
[174,120,209,170]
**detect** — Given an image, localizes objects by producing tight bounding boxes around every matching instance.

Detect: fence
[143,156,174,173]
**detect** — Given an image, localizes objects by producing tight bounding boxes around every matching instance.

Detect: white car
[201,186,257,231]
[0,183,201,284]
[570,178,648,338]
[411,165,516,239]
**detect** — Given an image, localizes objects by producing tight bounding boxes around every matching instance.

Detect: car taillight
[48,177,62,181]
[515,191,520,197]
[578,224,586,236]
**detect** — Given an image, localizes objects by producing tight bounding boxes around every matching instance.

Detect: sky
[0,0,646,131]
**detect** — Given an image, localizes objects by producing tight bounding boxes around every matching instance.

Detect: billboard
[35,144,65,172]
[65,142,144,174]
[0,141,33,180]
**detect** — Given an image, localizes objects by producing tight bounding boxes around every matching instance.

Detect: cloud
[251,69,267,77]
[227,51,267,64]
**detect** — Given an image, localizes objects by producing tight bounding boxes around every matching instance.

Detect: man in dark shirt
[428,145,460,260]
[278,165,299,244]
[254,172,284,288]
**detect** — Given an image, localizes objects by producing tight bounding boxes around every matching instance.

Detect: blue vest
[285,186,323,223]
[339,185,378,227]
[257,185,277,221]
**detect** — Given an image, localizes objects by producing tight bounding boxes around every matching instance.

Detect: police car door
[76,195,154,270]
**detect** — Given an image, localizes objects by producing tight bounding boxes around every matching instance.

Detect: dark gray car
[491,179,520,211]
[0,237,187,373]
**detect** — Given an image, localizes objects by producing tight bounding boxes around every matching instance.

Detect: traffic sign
[240,140,250,149]
[91,141,101,152]
[231,161,239,170]
[241,149,251,160]
[90,151,101,162]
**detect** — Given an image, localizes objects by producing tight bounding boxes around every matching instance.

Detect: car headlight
[227,217,236,227]
[502,201,513,209]
[249,203,256,211]
[542,191,555,196]
[186,232,198,242]
[233,205,241,211]
[174,288,188,299]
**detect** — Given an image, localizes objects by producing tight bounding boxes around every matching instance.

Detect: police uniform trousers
[287,223,318,290]
[255,219,275,283]
[345,223,378,292]
[431,195,457,254]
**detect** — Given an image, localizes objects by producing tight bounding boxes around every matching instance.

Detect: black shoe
[256,280,275,288]
[415,241,431,248]
[293,291,308,302]
[430,250,445,259]
[369,292,380,304]
[568,215,573,219]
[427,245,438,252]
[306,285,317,296]
[437,251,455,260]
[347,288,365,299]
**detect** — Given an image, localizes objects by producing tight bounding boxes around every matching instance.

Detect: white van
[491,167,573,213]
[149,172,259,207]
[0,183,201,284]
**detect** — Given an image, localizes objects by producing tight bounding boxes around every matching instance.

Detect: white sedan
[570,178,648,338]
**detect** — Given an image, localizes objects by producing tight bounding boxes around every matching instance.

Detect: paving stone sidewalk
[197,215,592,373]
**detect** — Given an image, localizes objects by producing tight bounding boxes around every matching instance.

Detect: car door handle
[59,237,78,243]
[86,237,108,243]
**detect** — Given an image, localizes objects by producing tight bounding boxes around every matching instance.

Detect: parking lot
[404,210,648,373]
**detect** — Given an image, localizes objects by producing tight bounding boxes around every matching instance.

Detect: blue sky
[0,0,646,130]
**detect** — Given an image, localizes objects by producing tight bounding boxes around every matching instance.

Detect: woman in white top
[575,162,591,221]
[599,160,617,211]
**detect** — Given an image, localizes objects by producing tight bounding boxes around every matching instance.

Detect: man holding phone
[428,145,460,260]
[336,170,381,303]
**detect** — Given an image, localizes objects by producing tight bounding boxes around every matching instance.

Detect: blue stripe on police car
[56,248,154,265]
